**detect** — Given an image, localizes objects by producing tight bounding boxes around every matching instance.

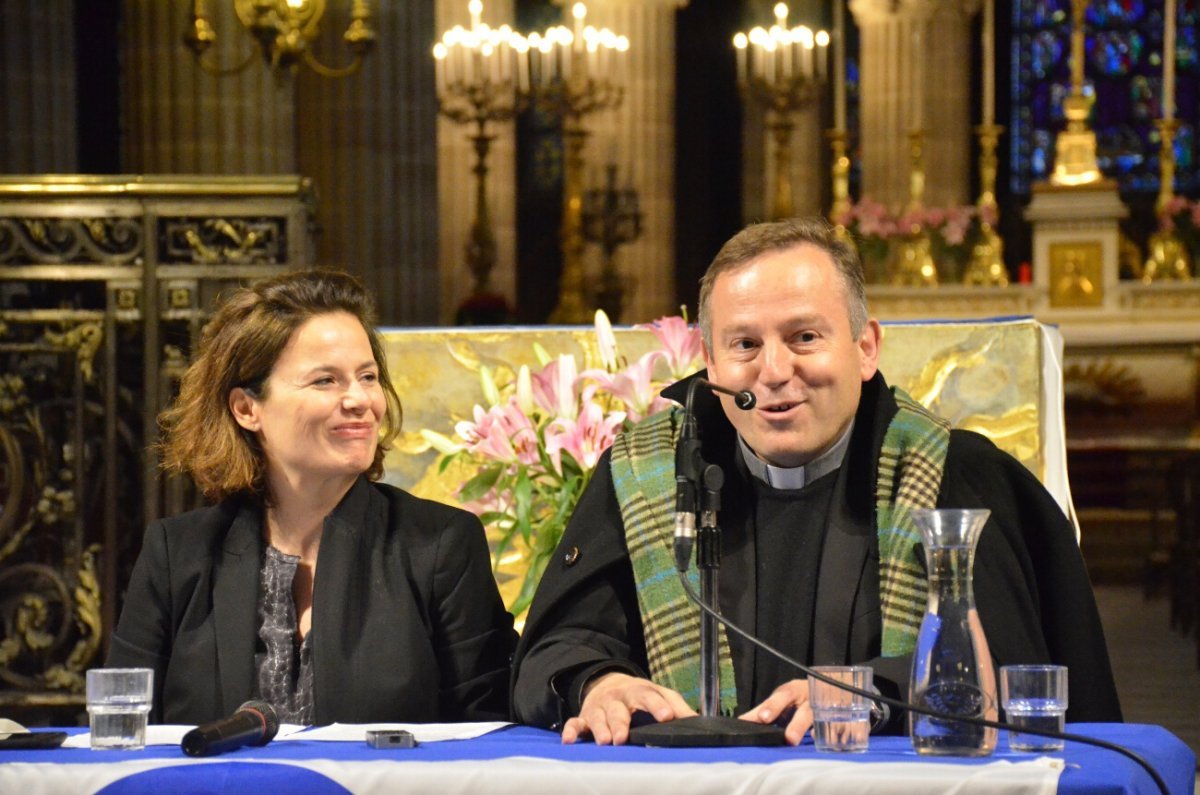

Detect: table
[0,723,1193,795]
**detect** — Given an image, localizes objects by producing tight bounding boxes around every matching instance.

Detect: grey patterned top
[253,545,315,725]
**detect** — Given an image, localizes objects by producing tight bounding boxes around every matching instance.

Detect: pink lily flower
[544,402,627,472]
[455,398,540,465]
[582,350,670,423]
[531,354,580,419]
[637,316,703,380]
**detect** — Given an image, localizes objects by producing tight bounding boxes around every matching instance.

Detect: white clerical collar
[738,419,855,490]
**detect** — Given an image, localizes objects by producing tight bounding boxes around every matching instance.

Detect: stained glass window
[1011,0,1198,194]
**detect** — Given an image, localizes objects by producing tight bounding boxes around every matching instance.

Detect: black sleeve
[944,430,1122,723]
[511,449,650,730]
[430,508,519,722]
[105,521,173,723]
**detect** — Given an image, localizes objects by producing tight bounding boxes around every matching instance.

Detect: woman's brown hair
[159,269,402,502]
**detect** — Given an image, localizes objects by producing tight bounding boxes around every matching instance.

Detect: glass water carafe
[909,508,998,756]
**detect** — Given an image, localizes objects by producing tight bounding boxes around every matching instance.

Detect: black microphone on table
[181,700,280,757]
[674,378,755,572]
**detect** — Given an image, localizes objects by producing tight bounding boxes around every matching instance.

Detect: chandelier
[184,0,376,78]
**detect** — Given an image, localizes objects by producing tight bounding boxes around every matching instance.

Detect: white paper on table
[280,721,512,743]
[61,723,308,748]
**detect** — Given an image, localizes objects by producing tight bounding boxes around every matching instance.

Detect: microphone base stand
[629,472,785,748]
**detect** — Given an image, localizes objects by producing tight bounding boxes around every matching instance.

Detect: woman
[107,270,517,725]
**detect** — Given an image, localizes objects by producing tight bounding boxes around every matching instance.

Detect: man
[511,218,1122,746]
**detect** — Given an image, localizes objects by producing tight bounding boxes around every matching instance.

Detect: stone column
[434,0,518,322]
[0,0,77,172]
[119,0,296,173]
[295,1,440,325]
[574,0,686,324]
[848,0,975,208]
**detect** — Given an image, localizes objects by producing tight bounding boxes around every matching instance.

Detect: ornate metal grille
[0,175,313,721]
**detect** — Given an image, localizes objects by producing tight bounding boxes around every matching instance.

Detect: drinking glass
[809,665,873,753]
[1000,664,1068,752]
[86,668,153,750]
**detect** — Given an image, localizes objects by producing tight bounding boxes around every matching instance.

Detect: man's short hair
[698,217,869,349]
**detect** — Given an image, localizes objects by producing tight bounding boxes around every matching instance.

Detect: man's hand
[739,678,813,745]
[561,672,697,745]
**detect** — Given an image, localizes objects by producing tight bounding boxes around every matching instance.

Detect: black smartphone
[365,729,417,749]
[0,731,68,750]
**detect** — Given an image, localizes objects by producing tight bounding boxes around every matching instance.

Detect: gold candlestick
[768,116,797,219]
[905,128,926,215]
[1050,0,1102,186]
[893,128,937,287]
[1143,118,1192,282]
[963,123,1009,286]
[827,128,851,227]
[553,124,593,322]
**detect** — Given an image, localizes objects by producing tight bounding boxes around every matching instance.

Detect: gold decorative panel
[382,318,1048,502]
[1049,241,1104,308]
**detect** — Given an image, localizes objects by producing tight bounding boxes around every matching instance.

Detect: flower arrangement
[835,199,997,283]
[1157,195,1200,261]
[420,312,704,616]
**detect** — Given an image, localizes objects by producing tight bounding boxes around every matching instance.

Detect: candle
[834,0,846,130]
[912,21,923,130]
[516,40,529,93]
[800,27,813,79]
[734,33,748,84]
[1164,0,1176,120]
[815,30,829,81]
[573,3,585,53]
[983,0,995,126]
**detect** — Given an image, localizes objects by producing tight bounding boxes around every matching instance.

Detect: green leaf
[509,550,553,617]
[457,464,503,503]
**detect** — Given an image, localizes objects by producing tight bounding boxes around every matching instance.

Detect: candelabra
[434,1,528,300]
[734,4,829,220]
[1143,118,1192,281]
[962,124,1010,286]
[528,3,628,324]
[582,163,642,322]
[184,0,376,78]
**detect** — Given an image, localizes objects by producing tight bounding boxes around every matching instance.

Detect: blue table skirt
[2,723,1194,795]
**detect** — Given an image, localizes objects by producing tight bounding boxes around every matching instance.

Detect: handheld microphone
[674,378,757,572]
[181,700,280,757]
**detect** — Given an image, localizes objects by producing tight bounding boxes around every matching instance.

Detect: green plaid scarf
[609,408,739,714]
[875,387,950,655]
[609,386,948,710]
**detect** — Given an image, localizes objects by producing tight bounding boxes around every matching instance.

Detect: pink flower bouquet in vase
[420,311,704,617]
